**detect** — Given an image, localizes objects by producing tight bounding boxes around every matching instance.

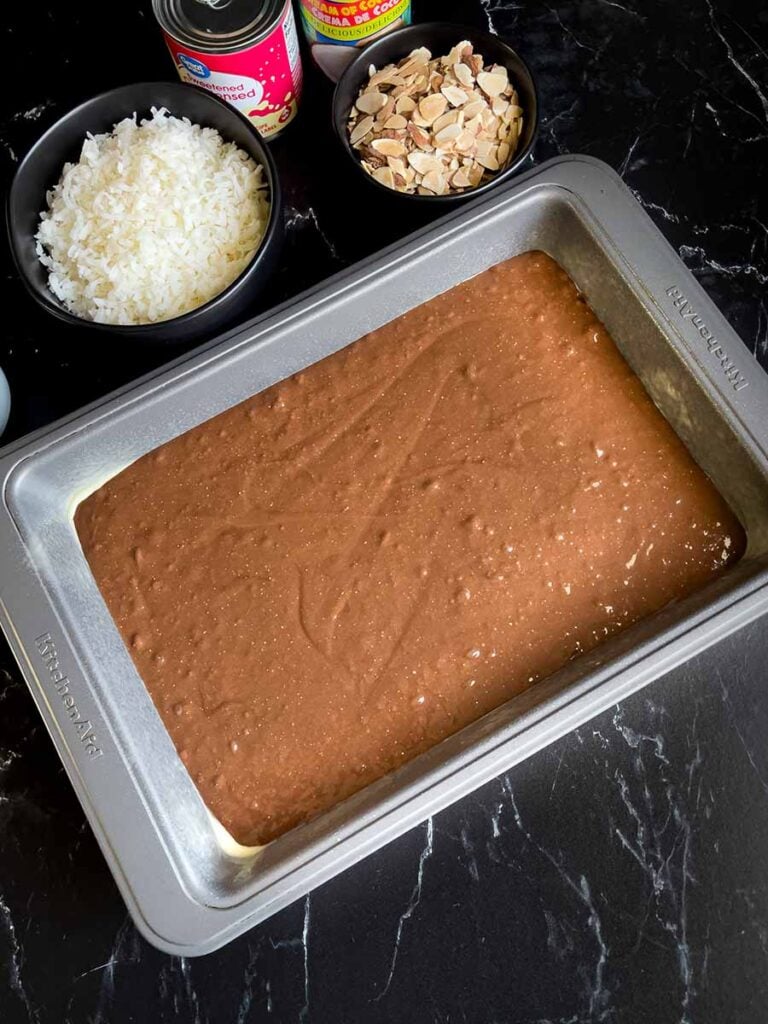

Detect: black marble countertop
[2,1,767,1021]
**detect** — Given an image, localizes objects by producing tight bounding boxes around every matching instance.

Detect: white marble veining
[499,776,611,1021]
[284,205,341,261]
[378,817,434,1000]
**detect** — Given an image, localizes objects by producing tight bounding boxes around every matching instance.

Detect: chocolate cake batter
[76,252,744,845]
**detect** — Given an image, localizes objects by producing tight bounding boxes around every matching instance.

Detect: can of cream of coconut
[152,0,303,139]
[298,0,412,80]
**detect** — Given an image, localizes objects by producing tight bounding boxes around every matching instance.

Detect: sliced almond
[370,138,406,157]
[407,151,444,174]
[433,109,461,133]
[468,161,485,186]
[371,165,395,189]
[480,107,498,131]
[452,167,473,189]
[349,115,374,146]
[407,122,433,149]
[497,141,511,166]
[362,154,385,170]
[395,94,417,114]
[442,84,469,107]
[383,114,408,130]
[462,98,486,120]
[418,93,447,124]
[387,155,408,176]
[454,129,476,153]
[356,91,387,115]
[379,127,407,141]
[477,71,508,98]
[475,139,499,170]
[375,96,396,123]
[369,69,407,89]
[408,46,432,64]
[492,96,509,117]
[500,119,519,143]
[508,119,522,145]
[398,64,426,86]
[453,62,474,89]
[464,53,483,76]
[434,122,463,146]
[421,169,447,194]
[447,41,473,65]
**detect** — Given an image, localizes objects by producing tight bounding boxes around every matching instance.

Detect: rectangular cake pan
[2,155,768,955]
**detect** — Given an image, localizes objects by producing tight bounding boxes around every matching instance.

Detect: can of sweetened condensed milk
[152,0,303,140]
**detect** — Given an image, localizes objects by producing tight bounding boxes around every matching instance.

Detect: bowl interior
[333,22,539,202]
[8,82,280,334]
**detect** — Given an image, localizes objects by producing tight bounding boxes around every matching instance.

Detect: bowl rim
[332,22,540,204]
[7,81,282,335]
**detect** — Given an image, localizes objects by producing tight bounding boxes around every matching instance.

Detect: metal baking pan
[2,155,768,955]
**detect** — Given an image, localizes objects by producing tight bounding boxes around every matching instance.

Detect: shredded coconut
[35,107,270,325]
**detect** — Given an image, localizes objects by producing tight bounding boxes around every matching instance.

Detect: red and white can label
[161,0,302,139]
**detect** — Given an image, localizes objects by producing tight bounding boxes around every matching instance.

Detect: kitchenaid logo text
[666,285,748,391]
[35,633,103,760]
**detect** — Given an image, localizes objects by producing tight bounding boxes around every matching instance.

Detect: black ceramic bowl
[333,23,539,204]
[7,82,283,344]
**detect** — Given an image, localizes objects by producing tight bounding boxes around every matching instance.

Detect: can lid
[154,0,281,50]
